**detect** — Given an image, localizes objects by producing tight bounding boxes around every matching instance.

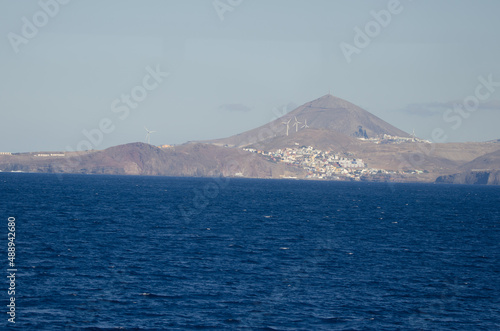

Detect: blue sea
[1,173,499,330]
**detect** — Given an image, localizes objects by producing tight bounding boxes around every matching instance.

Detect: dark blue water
[1,173,499,330]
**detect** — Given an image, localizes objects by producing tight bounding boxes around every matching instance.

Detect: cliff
[0,142,305,179]
[435,170,500,185]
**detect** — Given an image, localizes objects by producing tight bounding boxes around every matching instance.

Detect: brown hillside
[208,94,409,148]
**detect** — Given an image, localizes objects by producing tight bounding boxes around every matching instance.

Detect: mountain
[434,148,500,185]
[353,141,500,173]
[459,149,500,171]
[286,94,409,138]
[0,143,305,178]
[208,94,409,149]
[245,129,359,153]
[2,94,499,184]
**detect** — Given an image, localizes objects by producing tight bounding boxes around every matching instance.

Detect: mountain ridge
[0,142,305,179]
[1,94,499,184]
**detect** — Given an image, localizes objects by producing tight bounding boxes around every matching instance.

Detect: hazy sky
[1,0,500,152]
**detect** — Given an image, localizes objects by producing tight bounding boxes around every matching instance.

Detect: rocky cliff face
[435,170,500,185]
[435,148,500,185]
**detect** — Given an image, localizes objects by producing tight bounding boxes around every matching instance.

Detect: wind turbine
[293,116,302,132]
[301,119,310,129]
[144,127,156,144]
[282,119,291,136]
[412,128,416,142]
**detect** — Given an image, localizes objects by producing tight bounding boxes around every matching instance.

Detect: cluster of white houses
[359,134,432,144]
[34,153,65,157]
[244,146,371,179]
[244,145,423,180]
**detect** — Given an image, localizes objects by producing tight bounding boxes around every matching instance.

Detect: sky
[1,0,500,153]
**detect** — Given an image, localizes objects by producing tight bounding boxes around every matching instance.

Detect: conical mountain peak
[286,94,408,138]
[208,93,409,148]
[295,94,364,114]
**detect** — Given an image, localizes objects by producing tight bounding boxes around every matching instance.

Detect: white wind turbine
[301,119,310,129]
[282,118,291,136]
[293,116,302,132]
[144,127,156,144]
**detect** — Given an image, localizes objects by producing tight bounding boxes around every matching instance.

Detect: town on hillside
[243,145,426,181]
